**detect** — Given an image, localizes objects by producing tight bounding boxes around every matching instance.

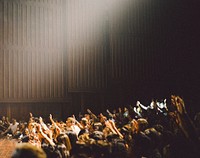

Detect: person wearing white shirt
[1,119,19,136]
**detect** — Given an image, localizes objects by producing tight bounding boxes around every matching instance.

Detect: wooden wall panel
[0,0,66,101]
[65,0,173,92]
[66,0,108,91]
[0,102,72,121]
[108,0,170,84]
[67,45,108,91]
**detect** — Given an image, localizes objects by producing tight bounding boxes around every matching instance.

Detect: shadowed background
[0,0,200,120]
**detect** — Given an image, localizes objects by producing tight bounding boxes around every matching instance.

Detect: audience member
[1,95,199,158]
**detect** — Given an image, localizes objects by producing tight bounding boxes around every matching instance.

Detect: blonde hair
[11,143,46,158]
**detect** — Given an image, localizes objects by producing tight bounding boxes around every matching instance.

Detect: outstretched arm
[72,115,84,129]
[105,120,123,139]
[39,117,53,140]
[38,124,55,147]
[171,95,198,140]
[87,109,98,120]
[49,114,61,134]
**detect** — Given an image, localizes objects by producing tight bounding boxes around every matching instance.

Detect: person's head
[12,119,17,124]
[11,143,46,158]
[131,118,148,133]
[2,116,5,121]
[6,117,9,121]
[99,115,107,124]
[24,128,29,135]
[84,114,90,120]
[137,118,148,131]
[57,133,72,150]
[93,122,103,131]
[80,118,88,127]
[66,117,75,127]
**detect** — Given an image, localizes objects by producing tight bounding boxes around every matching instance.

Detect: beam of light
[66,0,133,47]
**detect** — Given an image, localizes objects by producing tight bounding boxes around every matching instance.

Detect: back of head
[137,118,148,131]
[11,143,46,158]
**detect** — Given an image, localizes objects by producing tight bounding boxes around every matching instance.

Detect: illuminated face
[2,116,5,121]
[25,128,29,135]
[66,120,73,127]
[12,119,16,124]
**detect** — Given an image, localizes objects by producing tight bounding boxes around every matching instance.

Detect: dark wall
[105,0,200,116]
[0,0,200,120]
[66,0,200,115]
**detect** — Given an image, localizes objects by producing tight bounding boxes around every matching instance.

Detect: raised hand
[87,109,92,114]
[49,114,53,120]
[176,96,186,114]
[171,95,186,114]
[39,117,43,123]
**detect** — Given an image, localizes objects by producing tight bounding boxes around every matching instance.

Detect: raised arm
[39,117,53,140]
[87,109,98,120]
[105,120,123,139]
[171,95,198,140]
[37,124,55,147]
[49,114,61,134]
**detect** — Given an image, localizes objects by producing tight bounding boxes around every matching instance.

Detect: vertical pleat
[0,0,65,100]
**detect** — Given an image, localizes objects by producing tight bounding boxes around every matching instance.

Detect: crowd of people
[0,95,200,158]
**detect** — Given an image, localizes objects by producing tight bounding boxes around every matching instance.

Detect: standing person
[0,116,10,131]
